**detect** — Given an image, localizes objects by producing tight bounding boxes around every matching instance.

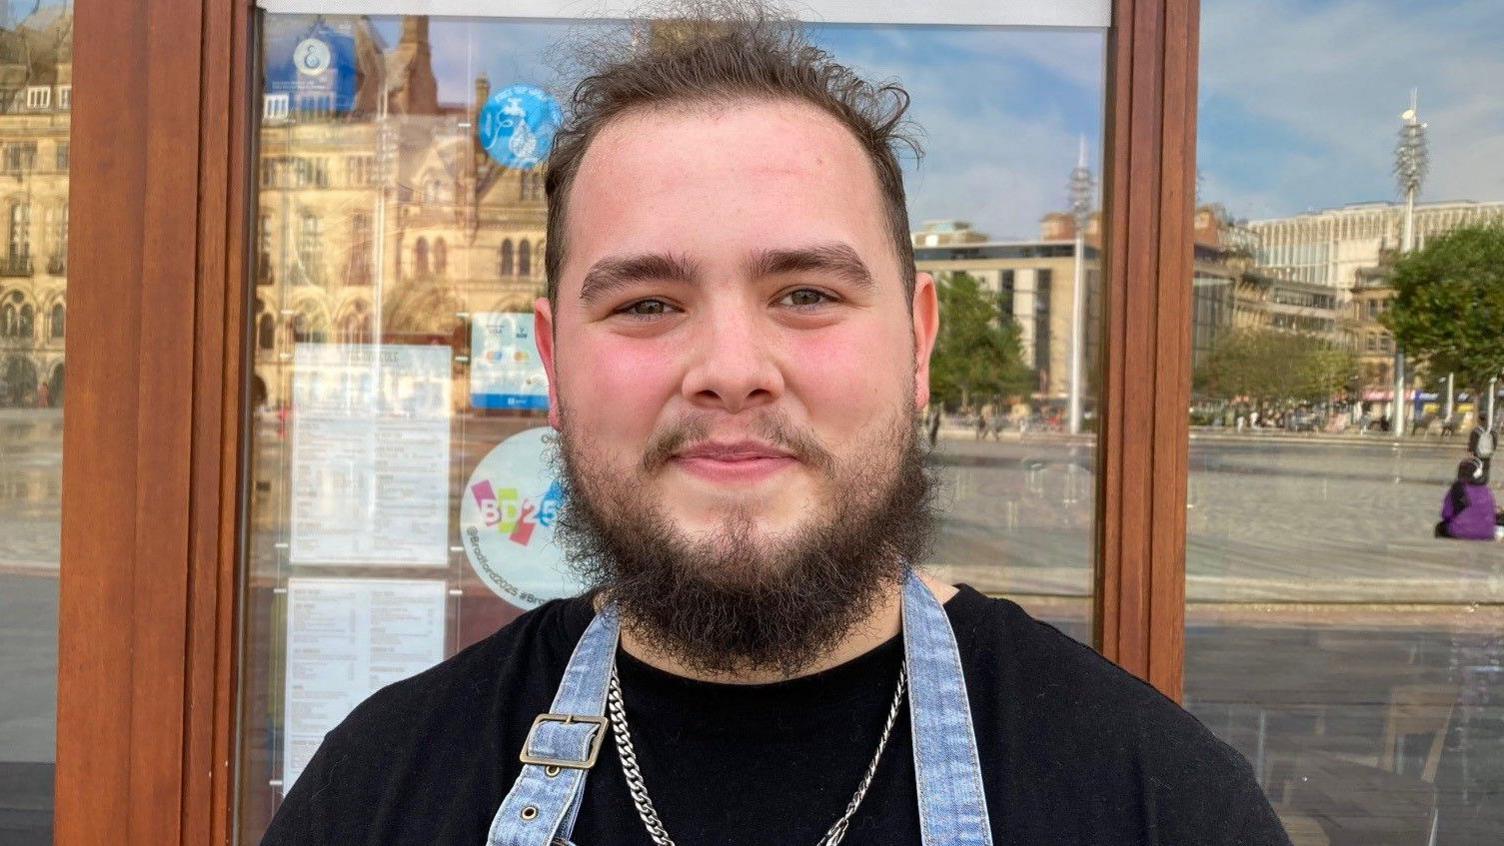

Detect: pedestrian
[1435,458,1500,540]
[927,402,941,448]
[261,5,1291,844]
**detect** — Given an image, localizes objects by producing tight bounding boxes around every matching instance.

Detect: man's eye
[780,289,833,308]
[619,299,673,317]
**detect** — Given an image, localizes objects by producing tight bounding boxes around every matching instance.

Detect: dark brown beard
[552,408,935,678]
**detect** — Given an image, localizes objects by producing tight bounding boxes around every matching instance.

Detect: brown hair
[543,0,922,305]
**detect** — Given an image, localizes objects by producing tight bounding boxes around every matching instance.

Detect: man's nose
[680,305,785,414]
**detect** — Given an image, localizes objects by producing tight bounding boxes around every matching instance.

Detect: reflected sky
[1200,0,1504,219]
[366,17,1106,242]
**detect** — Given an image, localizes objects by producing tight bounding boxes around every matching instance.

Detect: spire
[400,17,429,46]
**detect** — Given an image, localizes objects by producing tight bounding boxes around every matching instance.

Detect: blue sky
[1198,0,1504,222]
[373,17,1106,241]
[352,0,1502,233]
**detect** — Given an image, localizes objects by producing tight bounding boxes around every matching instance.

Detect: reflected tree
[1383,224,1504,398]
[929,271,1033,409]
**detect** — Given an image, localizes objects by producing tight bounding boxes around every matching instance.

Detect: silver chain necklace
[605,661,907,846]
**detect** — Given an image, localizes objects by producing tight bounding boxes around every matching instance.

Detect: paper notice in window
[281,577,447,793]
[289,343,451,566]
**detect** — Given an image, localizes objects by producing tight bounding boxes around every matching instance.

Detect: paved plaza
[3,411,1503,842]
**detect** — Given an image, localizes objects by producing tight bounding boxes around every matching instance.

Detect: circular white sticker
[460,426,585,609]
[294,38,333,77]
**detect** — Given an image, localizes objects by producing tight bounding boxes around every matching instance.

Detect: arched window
[414,237,430,277]
[1,303,13,337]
[18,303,33,338]
[345,212,372,286]
[518,239,532,277]
[338,301,372,345]
[50,302,63,338]
[258,312,275,350]
[291,308,328,345]
[499,239,514,276]
[297,211,322,284]
[434,238,447,276]
[8,201,30,272]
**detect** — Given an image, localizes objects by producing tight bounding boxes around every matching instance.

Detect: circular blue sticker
[478,85,563,170]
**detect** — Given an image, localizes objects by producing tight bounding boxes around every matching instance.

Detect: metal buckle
[519,713,608,770]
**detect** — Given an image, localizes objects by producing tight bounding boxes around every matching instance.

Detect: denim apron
[485,569,994,846]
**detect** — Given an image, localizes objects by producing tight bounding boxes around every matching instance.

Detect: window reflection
[1187,1,1504,841]
[238,12,1107,840]
[0,2,73,840]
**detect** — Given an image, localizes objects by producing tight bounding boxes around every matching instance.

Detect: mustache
[640,411,837,475]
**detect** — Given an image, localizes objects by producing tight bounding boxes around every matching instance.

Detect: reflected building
[1248,200,1504,290]
[1249,200,1504,400]
[0,6,71,408]
[254,16,548,409]
[913,219,1101,403]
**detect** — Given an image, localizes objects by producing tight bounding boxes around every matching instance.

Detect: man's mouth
[670,440,800,483]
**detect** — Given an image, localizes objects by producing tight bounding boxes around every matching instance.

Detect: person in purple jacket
[1435,457,1501,540]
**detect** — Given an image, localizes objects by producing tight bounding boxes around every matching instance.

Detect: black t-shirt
[262,586,1291,845]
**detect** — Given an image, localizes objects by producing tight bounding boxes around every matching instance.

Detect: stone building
[252,16,549,410]
[0,6,70,407]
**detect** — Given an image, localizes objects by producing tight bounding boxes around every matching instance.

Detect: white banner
[256,1,1111,28]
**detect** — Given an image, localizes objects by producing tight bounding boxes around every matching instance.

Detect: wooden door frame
[53,1,1199,842]
[56,0,254,843]
[1094,0,1200,700]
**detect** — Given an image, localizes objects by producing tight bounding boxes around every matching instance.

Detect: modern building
[1248,199,1504,290]
[912,219,1101,401]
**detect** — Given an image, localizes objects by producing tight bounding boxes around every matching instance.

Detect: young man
[263,5,1291,844]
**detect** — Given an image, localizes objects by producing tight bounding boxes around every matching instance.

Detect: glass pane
[237,12,1104,840]
[1186,2,1504,842]
[0,2,72,843]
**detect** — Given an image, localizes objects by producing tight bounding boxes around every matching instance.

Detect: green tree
[929,272,1033,408]
[1195,328,1354,405]
[1382,224,1504,396]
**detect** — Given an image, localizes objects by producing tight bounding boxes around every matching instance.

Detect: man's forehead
[560,97,894,283]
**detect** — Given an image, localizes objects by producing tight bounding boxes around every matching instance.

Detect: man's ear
[911,271,939,410]
[534,297,562,429]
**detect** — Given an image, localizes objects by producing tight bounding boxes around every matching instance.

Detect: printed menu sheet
[281,578,447,793]
[289,343,451,566]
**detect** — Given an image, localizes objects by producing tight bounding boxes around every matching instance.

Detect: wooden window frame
[54,0,1198,841]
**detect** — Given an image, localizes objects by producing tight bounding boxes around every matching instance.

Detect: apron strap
[903,570,996,845]
[486,604,619,846]
[487,571,995,846]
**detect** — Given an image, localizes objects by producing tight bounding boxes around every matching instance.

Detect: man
[263,4,1291,844]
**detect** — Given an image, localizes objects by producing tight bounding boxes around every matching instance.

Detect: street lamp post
[1393,89,1428,438]
[1067,137,1093,436]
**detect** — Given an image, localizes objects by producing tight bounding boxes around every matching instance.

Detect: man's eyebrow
[748,242,875,290]
[578,252,701,303]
